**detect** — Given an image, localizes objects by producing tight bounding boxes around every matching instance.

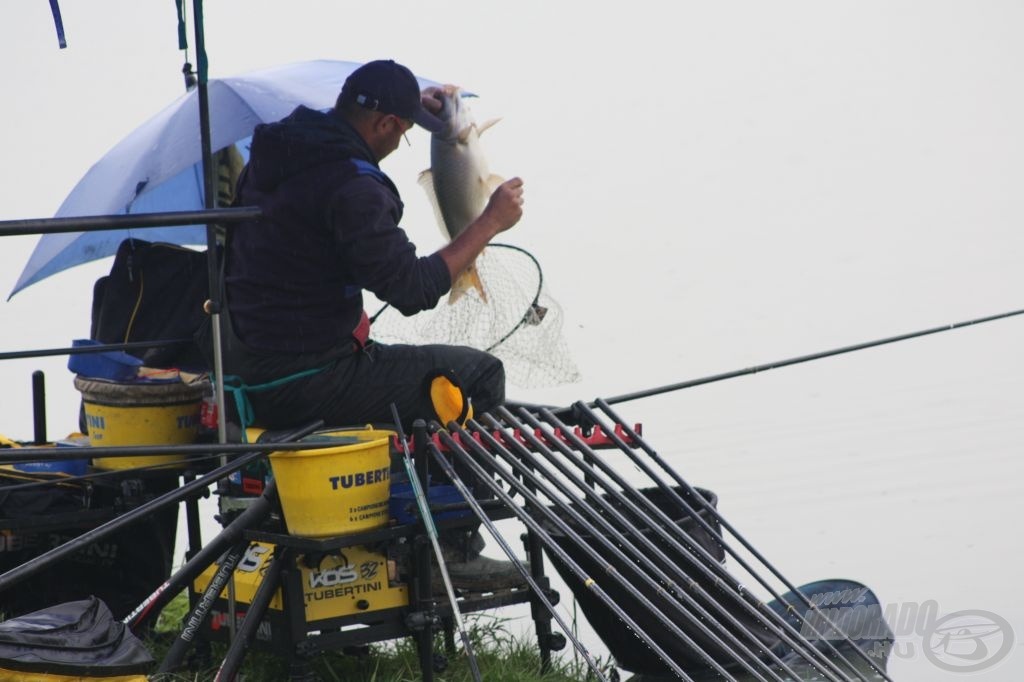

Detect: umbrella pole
[190,0,240,646]
[190,0,227,448]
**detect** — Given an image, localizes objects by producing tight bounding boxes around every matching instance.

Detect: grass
[148,592,620,681]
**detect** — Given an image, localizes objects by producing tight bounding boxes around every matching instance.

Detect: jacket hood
[246,106,377,192]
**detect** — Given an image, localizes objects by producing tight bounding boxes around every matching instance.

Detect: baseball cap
[339,60,444,133]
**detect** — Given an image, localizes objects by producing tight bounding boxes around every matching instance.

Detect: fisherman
[216,59,525,590]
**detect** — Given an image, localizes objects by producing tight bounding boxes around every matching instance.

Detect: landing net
[369,244,580,389]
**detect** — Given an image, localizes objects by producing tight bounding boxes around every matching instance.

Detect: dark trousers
[204,302,504,430]
[244,340,505,430]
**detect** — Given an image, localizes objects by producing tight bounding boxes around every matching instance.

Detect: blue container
[389,477,472,525]
[67,339,143,381]
[13,436,90,476]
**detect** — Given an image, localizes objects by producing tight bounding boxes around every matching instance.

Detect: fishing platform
[0,208,898,681]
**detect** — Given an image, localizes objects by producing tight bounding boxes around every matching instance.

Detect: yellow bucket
[269,428,393,538]
[73,376,208,470]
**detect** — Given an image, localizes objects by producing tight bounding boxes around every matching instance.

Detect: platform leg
[183,470,204,562]
[525,527,555,672]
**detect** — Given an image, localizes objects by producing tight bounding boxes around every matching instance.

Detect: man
[219,59,525,590]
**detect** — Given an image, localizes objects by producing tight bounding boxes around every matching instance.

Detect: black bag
[0,472,178,620]
[0,596,152,679]
[90,238,210,371]
[544,486,780,676]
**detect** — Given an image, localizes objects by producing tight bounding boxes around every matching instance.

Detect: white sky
[1,3,1022,679]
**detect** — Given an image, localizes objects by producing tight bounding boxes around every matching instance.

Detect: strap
[351,158,387,182]
[48,0,67,48]
[217,366,327,442]
[352,310,370,348]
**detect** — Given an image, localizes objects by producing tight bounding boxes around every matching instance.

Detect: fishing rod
[0,207,261,239]
[0,338,190,362]
[0,420,321,594]
[424,426,611,682]
[503,406,868,681]
[390,408,483,682]
[601,307,1024,407]
[214,545,288,682]
[581,400,895,682]
[437,425,780,682]
[0,425,342,490]
[122,478,278,634]
[502,307,1024,419]
[472,414,849,682]
[428,427,699,682]
[0,452,230,493]
[477,411,852,682]
[0,439,335,465]
[531,402,877,680]
[458,425,796,682]
[153,539,249,676]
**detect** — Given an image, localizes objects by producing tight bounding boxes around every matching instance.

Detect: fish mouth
[436,85,466,138]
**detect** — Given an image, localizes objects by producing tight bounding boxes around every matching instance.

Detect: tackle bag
[90,238,210,371]
[0,470,178,620]
[0,596,152,680]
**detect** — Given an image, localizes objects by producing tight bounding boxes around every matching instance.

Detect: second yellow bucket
[74,376,208,470]
[269,428,393,538]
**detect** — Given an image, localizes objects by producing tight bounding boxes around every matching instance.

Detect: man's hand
[478,178,525,237]
[436,177,525,283]
[421,86,445,115]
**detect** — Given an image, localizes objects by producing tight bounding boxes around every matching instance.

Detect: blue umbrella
[10,59,444,298]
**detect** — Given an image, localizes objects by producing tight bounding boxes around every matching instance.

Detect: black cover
[0,596,152,675]
[0,472,179,620]
[544,486,780,676]
[90,238,210,370]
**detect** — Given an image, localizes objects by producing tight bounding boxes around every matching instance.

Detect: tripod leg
[525,526,557,672]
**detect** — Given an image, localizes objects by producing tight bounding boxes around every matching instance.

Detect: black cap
[339,60,444,133]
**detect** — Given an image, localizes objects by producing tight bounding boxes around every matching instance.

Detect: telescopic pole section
[470,415,815,682]
[601,308,1024,407]
[498,409,853,681]
[213,546,289,682]
[425,437,610,682]
[430,427,698,682]
[392,411,482,682]
[190,0,227,448]
[588,400,892,682]
[124,480,278,634]
[445,423,776,682]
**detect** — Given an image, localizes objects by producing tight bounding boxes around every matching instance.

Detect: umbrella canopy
[10,59,444,298]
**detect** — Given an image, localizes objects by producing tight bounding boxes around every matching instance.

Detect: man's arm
[436,177,525,280]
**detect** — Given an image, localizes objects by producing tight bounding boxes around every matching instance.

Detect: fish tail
[448,264,488,305]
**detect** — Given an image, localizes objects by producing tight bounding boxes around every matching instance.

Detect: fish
[418,85,503,304]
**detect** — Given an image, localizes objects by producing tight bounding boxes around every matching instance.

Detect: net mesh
[369,244,581,389]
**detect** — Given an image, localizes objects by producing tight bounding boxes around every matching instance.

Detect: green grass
[148,592,619,681]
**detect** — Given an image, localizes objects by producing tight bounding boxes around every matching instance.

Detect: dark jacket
[225,106,450,354]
